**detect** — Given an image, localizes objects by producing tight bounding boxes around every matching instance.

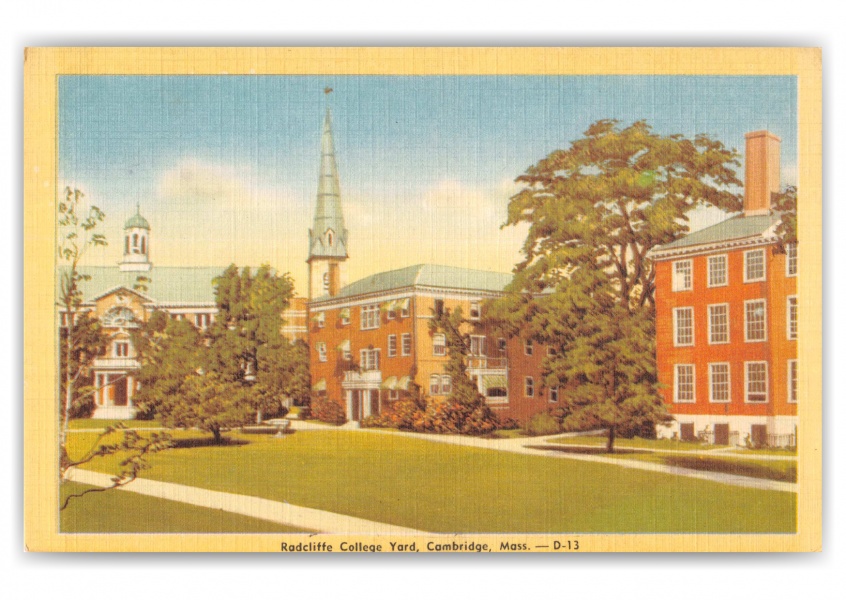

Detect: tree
[491,120,743,450]
[58,187,107,443]
[772,184,798,248]
[425,307,499,435]
[59,311,108,419]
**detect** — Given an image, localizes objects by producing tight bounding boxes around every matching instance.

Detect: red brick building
[651,131,798,447]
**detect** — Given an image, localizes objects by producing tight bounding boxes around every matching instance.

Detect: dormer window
[325,229,335,247]
[323,272,330,291]
[132,233,139,253]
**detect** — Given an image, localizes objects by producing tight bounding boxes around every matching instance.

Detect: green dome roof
[125,209,150,230]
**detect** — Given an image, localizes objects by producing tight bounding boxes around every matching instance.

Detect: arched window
[141,236,146,254]
[132,233,139,253]
[103,307,138,328]
[323,271,329,291]
[326,229,334,246]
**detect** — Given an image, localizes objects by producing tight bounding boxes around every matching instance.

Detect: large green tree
[491,120,743,450]
[59,311,108,419]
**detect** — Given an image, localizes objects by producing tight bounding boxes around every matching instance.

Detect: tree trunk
[606,425,616,454]
[61,310,74,448]
[212,426,222,445]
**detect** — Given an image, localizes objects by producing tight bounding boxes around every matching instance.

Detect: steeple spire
[307,105,349,300]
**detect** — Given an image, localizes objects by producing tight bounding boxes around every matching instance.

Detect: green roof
[59,266,226,305]
[314,264,513,301]
[656,213,780,252]
[124,213,151,230]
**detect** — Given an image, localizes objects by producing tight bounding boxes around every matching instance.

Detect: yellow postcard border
[23,47,822,552]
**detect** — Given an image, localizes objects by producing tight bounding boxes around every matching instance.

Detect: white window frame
[469,301,481,321]
[360,304,380,330]
[674,364,696,404]
[388,389,399,401]
[433,333,446,356]
[429,374,441,396]
[317,342,327,362]
[498,338,507,354]
[673,307,695,347]
[743,248,766,283]
[786,243,798,277]
[316,312,325,328]
[387,334,397,358]
[340,310,350,326]
[400,300,410,319]
[745,361,769,403]
[114,341,130,358]
[401,333,412,356]
[672,259,693,292]
[708,362,731,403]
[549,386,559,403]
[707,254,728,288]
[441,375,452,395]
[788,359,798,403]
[470,335,486,357]
[787,295,798,340]
[524,339,534,356]
[359,348,381,371]
[707,303,730,345]
[524,376,534,397]
[744,299,768,343]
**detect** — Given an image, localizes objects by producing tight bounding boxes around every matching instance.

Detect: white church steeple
[119,204,152,272]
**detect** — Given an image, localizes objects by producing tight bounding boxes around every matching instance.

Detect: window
[524,377,534,397]
[114,341,130,358]
[788,360,798,403]
[315,312,325,328]
[317,342,327,362]
[326,230,334,246]
[745,361,769,403]
[386,303,396,320]
[401,333,412,356]
[141,236,146,254]
[388,389,399,401]
[322,272,329,292]
[469,301,481,320]
[708,363,730,403]
[195,313,211,329]
[470,335,486,356]
[434,299,444,316]
[125,236,130,255]
[708,304,729,344]
[400,299,410,318]
[744,300,767,342]
[340,309,350,325]
[360,305,380,330]
[707,255,728,287]
[672,260,693,291]
[498,338,507,353]
[744,249,766,282]
[673,307,694,347]
[524,339,534,356]
[441,375,452,395]
[786,243,798,277]
[433,333,446,356]
[360,348,381,371]
[387,334,397,357]
[549,386,559,403]
[787,296,798,340]
[429,375,441,396]
[674,364,695,403]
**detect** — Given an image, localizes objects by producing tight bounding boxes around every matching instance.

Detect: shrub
[418,397,499,436]
[68,388,96,419]
[498,416,521,431]
[311,398,346,425]
[360,397,425,430]
[526,412,562,436]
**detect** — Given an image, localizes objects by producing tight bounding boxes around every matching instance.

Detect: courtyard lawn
[68,418,162,430]
[60,482,309,533]
[71,429,796,534]
[548,434,718,451]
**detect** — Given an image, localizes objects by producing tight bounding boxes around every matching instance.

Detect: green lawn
[60,482,309,533]
[548,434,718,451]
[72,429,796,533]
[68,418,162,430]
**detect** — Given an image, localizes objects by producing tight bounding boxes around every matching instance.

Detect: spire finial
[136,202,140,215]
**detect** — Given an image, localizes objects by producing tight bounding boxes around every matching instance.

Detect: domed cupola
[119,204,152,272]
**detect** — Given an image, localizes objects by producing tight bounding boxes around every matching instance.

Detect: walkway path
[340,426,797,493]
[65,467,428,535]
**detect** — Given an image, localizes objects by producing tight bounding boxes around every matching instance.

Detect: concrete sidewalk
[65,467,428,535]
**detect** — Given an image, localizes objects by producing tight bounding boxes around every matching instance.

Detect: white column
[127,375,134,408]
[345,390,353,421]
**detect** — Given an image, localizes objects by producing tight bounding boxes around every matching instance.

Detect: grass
[548,434,720,451]
[70,429,796,533]
[734,447,798,456]
[68,418,162,430]
[60,482,309,533]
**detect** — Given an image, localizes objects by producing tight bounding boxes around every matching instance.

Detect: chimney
[744,130,781,217]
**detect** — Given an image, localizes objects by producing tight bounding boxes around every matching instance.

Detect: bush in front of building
[311,398,346,425]
[418,396,499,436]
[361,397,425,430]
[525,412,562,436]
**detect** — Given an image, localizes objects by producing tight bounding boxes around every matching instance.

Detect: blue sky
[59,75,798,292]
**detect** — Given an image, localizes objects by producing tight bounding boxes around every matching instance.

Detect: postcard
[23,47,822,552]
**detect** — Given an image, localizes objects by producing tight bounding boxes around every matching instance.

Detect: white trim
[744,361,769,404]
[549,386,559,403]
[787,295,798,340]
[673,364,696,403]
[744,299,768,343]
[743,248,767,283]
[786,242,798,277]
[649,234,779,262]
[708,362,731,403]
[707,254,729,288]
[432,333,446,356]
[672,259,693,292]
[309,286,504,311]
[788,359,798,403]
[524,376,534,397]
[707,303,730,345]
[673,306,695,347]
[401,333,412,357]
[387,334,397,358]
[524,339,534,356]
[316,342,327,362]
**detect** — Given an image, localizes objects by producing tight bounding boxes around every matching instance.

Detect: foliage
[165,372,252,443]
[497,416,521,431]
[361,396,425,430]
[310,398,346,425]
[771,184,798,248]
[60,423,172,510]
[57,187,108,441]
[59,311,108,419]
[525,412,562,436]
[490,120,742,450]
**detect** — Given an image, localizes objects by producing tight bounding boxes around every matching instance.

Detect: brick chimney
[744,130,781,217]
